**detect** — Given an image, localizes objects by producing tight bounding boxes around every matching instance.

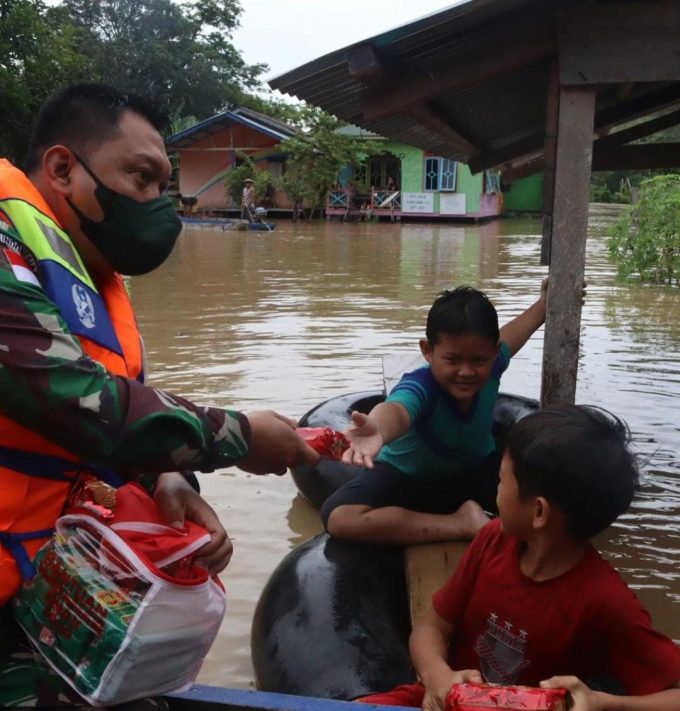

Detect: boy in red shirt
[362,406,680,710]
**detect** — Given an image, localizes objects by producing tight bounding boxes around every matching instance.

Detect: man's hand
[239,410,320,475]
[541,676,599,711]
[422,668,483,711]
[153,471,232,574]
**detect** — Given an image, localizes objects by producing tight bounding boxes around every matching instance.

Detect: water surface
[130,206,680,686]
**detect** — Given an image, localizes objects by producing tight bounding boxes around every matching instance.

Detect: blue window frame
[423,157,457,191]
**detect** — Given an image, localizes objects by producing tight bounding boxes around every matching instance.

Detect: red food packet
[297,426,350,460]
[446,683,568,710]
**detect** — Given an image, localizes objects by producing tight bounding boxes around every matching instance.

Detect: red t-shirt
[433,519,680,695]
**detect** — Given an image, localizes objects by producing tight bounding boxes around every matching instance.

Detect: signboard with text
[439,192,467,215]
[401,192,434,213]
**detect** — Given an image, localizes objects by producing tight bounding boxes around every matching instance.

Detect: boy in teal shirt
[321,282,547,545]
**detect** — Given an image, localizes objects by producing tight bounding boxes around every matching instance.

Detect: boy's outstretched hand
[341,410,384,468]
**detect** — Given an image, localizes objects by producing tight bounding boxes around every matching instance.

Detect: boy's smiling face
[420,332,499,410]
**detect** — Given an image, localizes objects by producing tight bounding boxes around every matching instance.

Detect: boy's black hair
[25,84,168,174]
[426,286,499,346]
[507,405,639,538]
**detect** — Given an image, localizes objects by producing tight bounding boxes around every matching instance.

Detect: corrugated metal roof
[166,106,297,149]
[269,0,680,171]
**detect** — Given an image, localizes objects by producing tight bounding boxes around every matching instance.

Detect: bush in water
[608,174,680,286]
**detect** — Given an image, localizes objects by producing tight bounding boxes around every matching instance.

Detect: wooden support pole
[541,86,596,408]
[540,63,560,266]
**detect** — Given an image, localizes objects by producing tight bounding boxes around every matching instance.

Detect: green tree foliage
[278,108,377,220]
[0,0,265,160]
[224,157,273,208]
[62,0,266,120]
[0,0,93,161]
[590,120,680,204]
[608,174,680,286]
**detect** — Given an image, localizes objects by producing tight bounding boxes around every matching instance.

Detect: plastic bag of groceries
[13,480,226,707]
[446,683,568,710]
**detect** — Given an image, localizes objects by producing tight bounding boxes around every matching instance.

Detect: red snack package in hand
[297,427,350,460]
[446,683,568,710]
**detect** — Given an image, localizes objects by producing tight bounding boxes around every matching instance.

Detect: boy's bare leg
[326,501,490,545]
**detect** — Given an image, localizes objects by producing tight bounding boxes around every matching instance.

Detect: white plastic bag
[13,483,226,706]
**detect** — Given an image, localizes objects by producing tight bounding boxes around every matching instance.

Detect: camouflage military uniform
[0,212,249,707]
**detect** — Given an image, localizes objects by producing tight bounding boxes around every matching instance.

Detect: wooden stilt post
[540,63,559,266]
[540,85,596,407]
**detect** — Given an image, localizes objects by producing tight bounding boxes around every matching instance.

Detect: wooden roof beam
[502,140,680,182]
[360,21,555,122]
[470,86,680,173]
[501,158,543,184]
[407,105,480,157]
[347,43,386,84]
[596,107,680,147]
[593,143,680,171]
[559,2,680,86]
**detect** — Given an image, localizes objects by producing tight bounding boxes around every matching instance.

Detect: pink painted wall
[176,123,286,210]
[468,192,503,218]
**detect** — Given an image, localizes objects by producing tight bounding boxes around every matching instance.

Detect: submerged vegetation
[608,174,680,286]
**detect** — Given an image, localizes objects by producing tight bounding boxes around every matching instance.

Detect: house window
[424,157,457,191]
[485,169,502,194]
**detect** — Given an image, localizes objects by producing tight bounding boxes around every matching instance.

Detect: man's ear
[419,338,433,363]
[41,146,76,197]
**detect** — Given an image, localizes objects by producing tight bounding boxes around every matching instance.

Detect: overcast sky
[233,0,460,84]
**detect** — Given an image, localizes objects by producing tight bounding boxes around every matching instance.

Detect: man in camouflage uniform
[0,84,319,707]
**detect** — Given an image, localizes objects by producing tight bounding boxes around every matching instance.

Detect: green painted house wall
[456,164,483,214]
[379,141,422,192]
[374,140,486,213]
[504,174,544,212]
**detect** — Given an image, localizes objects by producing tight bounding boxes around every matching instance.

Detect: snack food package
[13,482,226,706]
[446,683,568,710]
[297,426,350,460]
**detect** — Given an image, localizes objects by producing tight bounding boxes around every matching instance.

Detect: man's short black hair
[426,286,499,347]
[507,405,639,538]
[25,84,168,174]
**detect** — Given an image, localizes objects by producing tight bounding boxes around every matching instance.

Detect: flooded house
[327,125,542,220]
[165,107,298,214]
[167,108,542,220]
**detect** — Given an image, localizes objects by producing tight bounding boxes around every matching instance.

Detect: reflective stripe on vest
[1,197,124,355]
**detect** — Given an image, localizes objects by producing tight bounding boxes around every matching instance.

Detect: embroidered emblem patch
[71,283,96,329]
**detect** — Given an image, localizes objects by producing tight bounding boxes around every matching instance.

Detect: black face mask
[67,153,182,276]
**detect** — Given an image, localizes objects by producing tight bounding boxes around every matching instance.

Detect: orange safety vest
[0,160,144,605]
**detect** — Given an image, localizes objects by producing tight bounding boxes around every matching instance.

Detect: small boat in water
[251,389,539,700]
[180,216,276,231]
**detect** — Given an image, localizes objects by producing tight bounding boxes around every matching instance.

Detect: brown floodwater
[129,205,680,688]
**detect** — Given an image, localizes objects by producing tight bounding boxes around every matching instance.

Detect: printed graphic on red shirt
[474,612,531,684]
